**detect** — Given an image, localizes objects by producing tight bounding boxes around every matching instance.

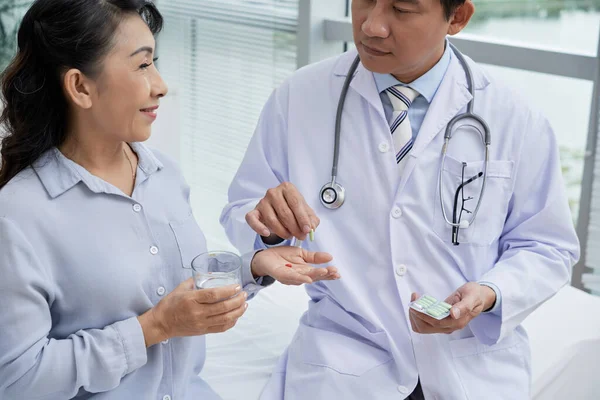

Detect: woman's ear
[62,69,94,109]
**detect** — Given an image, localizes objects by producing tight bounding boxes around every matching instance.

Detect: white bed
[201,284,600,400]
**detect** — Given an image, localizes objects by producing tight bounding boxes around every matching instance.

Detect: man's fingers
[282,188,312,236]
[450,294,479,320]
[411,308,455,329]
[409,313,419,332]
[260,203,292,239]
[273,201,303,239]
[409,310,455,334]
[303,200,320,232]
[308,212,320,233]
[246,209,270,237]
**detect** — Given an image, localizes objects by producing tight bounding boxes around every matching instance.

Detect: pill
[417,299,433,307]
[428,309,442,317]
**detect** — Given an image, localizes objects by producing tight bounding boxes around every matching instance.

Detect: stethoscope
[319,43,490,242]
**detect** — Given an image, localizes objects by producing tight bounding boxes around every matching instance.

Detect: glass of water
[191,251,242,289]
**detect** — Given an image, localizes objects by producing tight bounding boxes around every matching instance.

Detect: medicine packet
[409,295,453,320]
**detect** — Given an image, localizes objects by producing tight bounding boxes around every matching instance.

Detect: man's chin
[358,56,395,75]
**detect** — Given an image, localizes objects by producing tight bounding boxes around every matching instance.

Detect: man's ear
[447,0,475,36]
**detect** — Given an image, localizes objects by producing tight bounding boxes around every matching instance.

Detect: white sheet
[202,284,600,400]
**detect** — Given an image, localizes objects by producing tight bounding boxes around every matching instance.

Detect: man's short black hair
[441,0,466,20]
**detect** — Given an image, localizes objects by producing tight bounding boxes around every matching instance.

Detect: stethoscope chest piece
[320,181,345,209]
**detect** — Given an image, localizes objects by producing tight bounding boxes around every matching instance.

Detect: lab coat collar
[411,47,490,158]
[333,48,387,123]
[331,44,491,135]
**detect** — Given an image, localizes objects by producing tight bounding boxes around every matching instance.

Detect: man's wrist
[480,284,497,312]
[260,233,285,246]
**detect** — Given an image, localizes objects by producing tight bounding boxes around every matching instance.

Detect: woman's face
[85,14,168,143]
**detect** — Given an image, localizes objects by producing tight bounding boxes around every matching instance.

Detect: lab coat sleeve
[219,85,293,254]
[0,217,147,399]
[469,112,580,345]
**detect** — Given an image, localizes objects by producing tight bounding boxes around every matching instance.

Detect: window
[477,65,593,223]
[463,2,600,55]
[0,1,33,71]
[157,0,299,250]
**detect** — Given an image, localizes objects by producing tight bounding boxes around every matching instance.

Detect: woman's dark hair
[0,0,163,189]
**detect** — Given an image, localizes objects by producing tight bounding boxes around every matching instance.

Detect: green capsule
[428,309,442,317]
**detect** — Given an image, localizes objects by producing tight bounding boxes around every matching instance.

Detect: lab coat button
[378,142,390,153]
[392,207,403,219]
[397,385,409,394]
[163,396,171,400]
[133,204,142,212]
[150,246,159,255]
[162,339,169,344]
[396,265,407,276]
[157,286,166,296]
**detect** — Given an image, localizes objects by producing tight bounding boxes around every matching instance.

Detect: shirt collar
[373,39,452,103]
[33,142,163,199]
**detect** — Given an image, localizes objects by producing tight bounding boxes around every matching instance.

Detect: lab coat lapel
[395,54,473,195]
[413,54,473,156]
[333,50,387,124]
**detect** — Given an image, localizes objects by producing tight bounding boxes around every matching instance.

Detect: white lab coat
[220,48,580,400]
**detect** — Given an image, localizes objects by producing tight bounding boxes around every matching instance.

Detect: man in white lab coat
[220,0,580,398]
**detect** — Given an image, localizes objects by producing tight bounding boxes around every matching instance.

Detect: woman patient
[0,1,339,398]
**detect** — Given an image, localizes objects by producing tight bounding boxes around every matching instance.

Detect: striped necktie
[386,85,419,174]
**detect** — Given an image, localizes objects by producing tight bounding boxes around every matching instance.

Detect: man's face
[351,0,457,81]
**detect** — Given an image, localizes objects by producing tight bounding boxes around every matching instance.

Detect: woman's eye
[140,57,158,70]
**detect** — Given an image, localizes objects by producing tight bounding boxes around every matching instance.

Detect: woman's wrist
[250,250,267,278]
[137,308,169,348]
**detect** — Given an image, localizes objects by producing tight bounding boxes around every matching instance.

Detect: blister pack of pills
[409,295,453,320]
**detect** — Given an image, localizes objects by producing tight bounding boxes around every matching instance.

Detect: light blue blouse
[0,143,264,399]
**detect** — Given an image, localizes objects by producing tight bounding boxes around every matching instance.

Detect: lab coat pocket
[449,334,529,399]
[298,324,393,376]
[433,155,514,246]
[169,214,208,269]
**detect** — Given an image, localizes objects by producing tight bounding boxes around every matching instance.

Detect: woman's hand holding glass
[251,247,340,285]
[137,279,247,348]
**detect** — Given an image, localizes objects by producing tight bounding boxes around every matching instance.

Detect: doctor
[220,0,580,398]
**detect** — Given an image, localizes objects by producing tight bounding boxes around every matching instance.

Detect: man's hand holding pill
[409,282,496,334]
[246,182,320,243]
